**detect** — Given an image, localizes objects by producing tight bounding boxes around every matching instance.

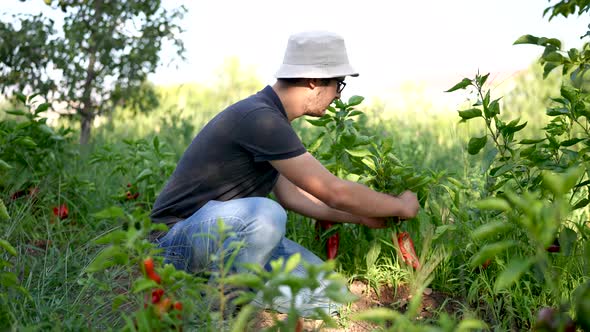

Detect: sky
[2,0,589,107]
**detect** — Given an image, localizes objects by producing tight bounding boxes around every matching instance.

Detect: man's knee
[249,198,287,244]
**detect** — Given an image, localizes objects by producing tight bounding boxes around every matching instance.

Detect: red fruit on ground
[52,204,69,219]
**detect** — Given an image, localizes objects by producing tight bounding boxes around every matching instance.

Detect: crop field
[1,61,589,331]
[1,1,589,331]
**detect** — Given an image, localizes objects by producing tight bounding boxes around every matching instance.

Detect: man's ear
[308,78,319,90]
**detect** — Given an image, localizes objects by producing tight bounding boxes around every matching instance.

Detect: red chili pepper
[143,257,161,284]
[318,220,340,259]
[327,232,340,260]
[546,238,560,253]
[396,232,421,269]
[151,288,164,304]
[52,204,69,220]
[173,301,182,311]
[126,191,140,200]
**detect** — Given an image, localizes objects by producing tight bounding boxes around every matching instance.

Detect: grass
[1,64,587,331]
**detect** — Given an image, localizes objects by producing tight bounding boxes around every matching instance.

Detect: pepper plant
[84,206,198,331]
[306,95,373,259]
[445,2,590,325]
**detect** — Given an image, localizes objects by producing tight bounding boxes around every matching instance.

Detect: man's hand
[397,191,420,219]
[359,216,390,229]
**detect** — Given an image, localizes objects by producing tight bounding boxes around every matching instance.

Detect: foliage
[0,0,186,144]
[444,2,590,329]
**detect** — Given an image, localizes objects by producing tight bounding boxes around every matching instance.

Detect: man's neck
[271,82,305,122]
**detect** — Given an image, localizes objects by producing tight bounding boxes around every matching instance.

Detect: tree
[0,0,186,144]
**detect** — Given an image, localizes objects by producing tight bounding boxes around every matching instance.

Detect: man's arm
[273,174,360,223]
[273,175,391,228]
[269,152,419,219]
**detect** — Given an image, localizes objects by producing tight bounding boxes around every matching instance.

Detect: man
[150,31,419,316]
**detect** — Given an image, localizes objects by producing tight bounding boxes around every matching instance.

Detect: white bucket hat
[275,31,359,79]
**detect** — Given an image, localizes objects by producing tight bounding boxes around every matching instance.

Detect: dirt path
[251,280,464,331]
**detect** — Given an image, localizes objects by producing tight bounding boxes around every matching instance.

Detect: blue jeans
[156,197,341,317]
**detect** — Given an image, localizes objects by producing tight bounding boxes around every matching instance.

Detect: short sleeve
[235,108,307,162]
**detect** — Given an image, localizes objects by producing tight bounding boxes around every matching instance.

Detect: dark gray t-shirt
[150,85,306,229]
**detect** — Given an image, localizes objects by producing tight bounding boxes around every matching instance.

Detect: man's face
[304,78,345,117]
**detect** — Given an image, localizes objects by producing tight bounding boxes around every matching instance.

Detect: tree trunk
[79,50,97,145]
[80,114,92,145]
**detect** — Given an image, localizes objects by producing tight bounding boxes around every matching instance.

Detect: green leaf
[519,138,546,144]
[132,278,160,293]
[0,200,10,222]
[476,73,490,87]
[365,241,381,270]
[284,252,301,273]
[221,274,264,289]
[573,198,589,210]
[503,122,527,135]
[35,103,50,114]
[458,108,482,120]
[470,241,516,268]
[94,230,127,245]
[0,272,19,287]
[560,138,585,147]
[513,34,540,45]
[361,157,376,173]
[152,135,160,155]
[14,136,37,148]
[0,159,12,171]
[472,221,512,241]
[543,51,565,62]
[433,224,457,240]
[0,239,17,257]
[474,198,511,212]
[15,93,26,103]
[92,206,125,220]
[494,258,534,292]
[490,163,515,177]
[467,136,487,155]
[5,109,27,116]
[456,319,488,331]
[344,148,372,158]
[347,95,364,106]
[546,107,569,116]
[325,286,358,304]
[85,246,129,273]
[352,307,403,323]
[307,133,324,153]
[488,99,501,117]
[445,78,472,92]
[230,305,256,332]
[559,227,577,256]
[306,117,332,127]
[543,62,560,78]
[136,168,153,182]
[38,124,55,136]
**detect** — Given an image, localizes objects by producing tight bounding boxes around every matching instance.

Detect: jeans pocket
[158,228,192,271]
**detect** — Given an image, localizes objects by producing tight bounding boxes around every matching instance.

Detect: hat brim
[275,63,359,78]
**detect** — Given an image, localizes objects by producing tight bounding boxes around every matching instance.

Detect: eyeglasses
[336,80,346,94]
